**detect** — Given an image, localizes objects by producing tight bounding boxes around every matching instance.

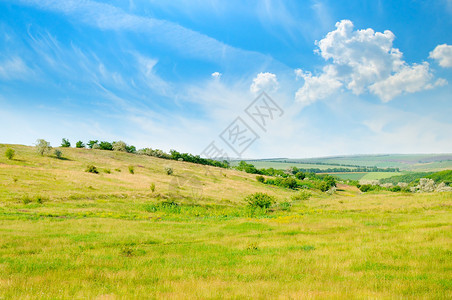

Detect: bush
[281,177,298,189]
[291,190,311,201]
[5,148,15,160]
[87,140,99,149]
[76,141,85,148]
[35,139,52,156]
[295,171,305,180]
[128,166,135,174]
[278,201,292,211]
[61,138,71,147]
[85,165,99,174]
[165,167,173,175]
[390,185,402,192]
[54,149,63,159]
[150,183,156,192]
[113,141,127,152]
[244,192,275,209]
[99,141,113,151]
[103,168,111,174]
[256,175,265,183]
[315,181,330,192]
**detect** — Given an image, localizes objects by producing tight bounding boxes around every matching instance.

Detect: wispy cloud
[14,0,274,68]
[0,56,32,80]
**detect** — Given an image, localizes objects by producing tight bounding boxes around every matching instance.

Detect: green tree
[35,139,52,156]
[5,148,15,160]
[87,140,99,149]
[99,141,113,150]
[76,141,85,148]
[54,149,63,159]
[61,138,71,147]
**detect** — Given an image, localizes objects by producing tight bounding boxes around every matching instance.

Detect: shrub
[128,166,135,174]
[244,192,275,209]
[278,201,292,211]
[35,195,46,204]
[87,140,99,149]
[103,168,111,174]
[315,181,330,192]
[99,141,113,151]
[76,141,85,148]
[61,138,71,147]
[35,139,52,156]
[256,175,265,183]
[5,148,15,160]
[291,190,311,201]
[92,143,101,149]
[150,183,156,192]
[295,171,305,180]
[86,165,99,174]
[114,168,121,172]
[165,166,173,175]
[126,145,136,153]
[54,149,63,159]
[390,185,402,192]
[281,177,298,189]
[22,195,32,204]
[113,141,127,152]
[359,184,382,192]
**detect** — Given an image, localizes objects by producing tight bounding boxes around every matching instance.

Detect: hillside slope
[0,144,294,205]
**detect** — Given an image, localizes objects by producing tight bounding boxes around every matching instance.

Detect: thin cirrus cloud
[295,20,447,105]
[13,0,274,68]
[0,56,33,80]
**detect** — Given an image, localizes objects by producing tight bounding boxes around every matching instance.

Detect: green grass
[231,160,355,170]
[0,144,451,298]
[360,172,404,181]
[256,154,452,171]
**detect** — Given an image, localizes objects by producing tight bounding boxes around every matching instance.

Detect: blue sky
[1,0,451,158]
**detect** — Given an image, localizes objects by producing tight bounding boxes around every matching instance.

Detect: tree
[113,141,127,152]
[99,141,113,150]
[35,139,52,156]
[5,148,15,160]
[61,138,71,147]
[76,141,85,148]
[54,149,63,159]
[87,140,99,149]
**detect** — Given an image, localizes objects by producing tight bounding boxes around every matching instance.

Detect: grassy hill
[0,144,451,298]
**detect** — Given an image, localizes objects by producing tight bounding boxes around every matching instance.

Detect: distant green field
[330,172,404,181]
[243,154,452,172]
[232,160,354,170]
[331,173,367,180]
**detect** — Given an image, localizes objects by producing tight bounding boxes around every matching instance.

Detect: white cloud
[429,44,452,68]
[294,66,342,106]
[0,56,32,80]
[211,71,222,79]
[369,63,446,102]
[295,20,444,105]
[250,72,279,94]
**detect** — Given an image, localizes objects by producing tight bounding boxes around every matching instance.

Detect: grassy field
[272,154,452,171]
[329,172,405,181]
[1,145,451,298]
[232,160,355,171]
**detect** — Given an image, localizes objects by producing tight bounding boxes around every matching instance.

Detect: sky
[0,0,451,158]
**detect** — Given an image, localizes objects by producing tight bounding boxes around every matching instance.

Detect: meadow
[0,145,451,298]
